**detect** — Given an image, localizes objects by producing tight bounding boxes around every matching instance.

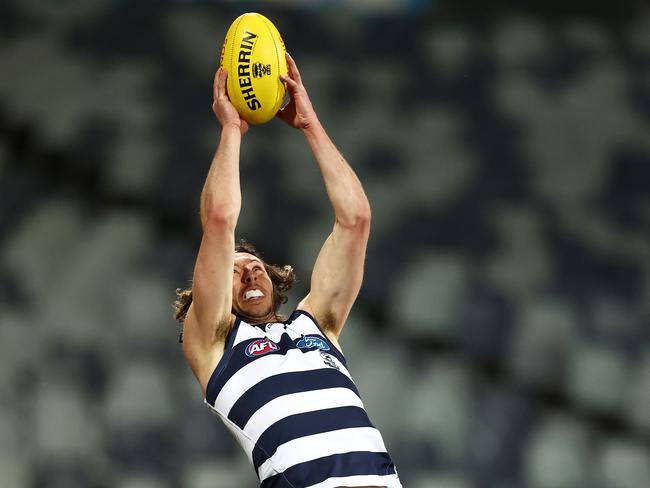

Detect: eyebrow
[233,258,263,268]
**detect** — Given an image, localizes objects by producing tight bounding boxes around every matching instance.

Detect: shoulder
[286,308,319,330]
[296,296,337,332]
[181,310,239,395]
[290,308,345,359]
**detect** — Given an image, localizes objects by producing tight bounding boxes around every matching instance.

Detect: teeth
[244,289,264,300]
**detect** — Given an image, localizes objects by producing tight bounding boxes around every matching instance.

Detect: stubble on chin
[233,301,275,324]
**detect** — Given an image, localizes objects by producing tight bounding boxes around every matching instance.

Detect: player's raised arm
[277,53,371,341]
[181,68,248,388]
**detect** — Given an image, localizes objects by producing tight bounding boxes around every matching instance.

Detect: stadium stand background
[1,1,649,487]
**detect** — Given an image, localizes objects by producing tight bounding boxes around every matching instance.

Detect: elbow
[202,205,239,231]
[338,201,371,231]
[355,204,372,229]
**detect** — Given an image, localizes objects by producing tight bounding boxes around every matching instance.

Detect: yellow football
[219,13,288,125]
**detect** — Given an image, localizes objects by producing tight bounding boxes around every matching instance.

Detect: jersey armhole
[293,309,347,366]
[205,316,241,405]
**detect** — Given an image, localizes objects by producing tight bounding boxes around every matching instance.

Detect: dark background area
[1,1,649,487]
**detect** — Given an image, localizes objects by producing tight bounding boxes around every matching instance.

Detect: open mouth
[243,289,264,301]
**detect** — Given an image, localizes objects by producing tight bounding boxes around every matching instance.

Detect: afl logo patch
[296,335,330,351]
[246,339,279,357]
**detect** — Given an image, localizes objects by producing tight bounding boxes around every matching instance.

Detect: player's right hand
[277,53,318,132]
[213,67,249,136]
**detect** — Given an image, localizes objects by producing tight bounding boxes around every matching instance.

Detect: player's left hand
[277,52,319,131]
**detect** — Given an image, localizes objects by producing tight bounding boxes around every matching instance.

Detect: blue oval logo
[296,335,330,351]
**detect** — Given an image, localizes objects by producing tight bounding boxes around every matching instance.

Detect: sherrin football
[219,13,288,125]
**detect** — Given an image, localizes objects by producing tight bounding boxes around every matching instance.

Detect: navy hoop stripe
[252,406,373,470]
[228,368,360,429]
[260,451,396,488]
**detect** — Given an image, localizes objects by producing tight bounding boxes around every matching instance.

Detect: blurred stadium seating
[1,1,648,487]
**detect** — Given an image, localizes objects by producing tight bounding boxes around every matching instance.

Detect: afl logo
[296,335,330,351]
[246,339,279,357]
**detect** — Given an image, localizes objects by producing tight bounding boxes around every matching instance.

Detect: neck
[236,311,279,325]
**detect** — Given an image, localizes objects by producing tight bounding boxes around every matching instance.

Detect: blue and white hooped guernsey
[204,309,402,488]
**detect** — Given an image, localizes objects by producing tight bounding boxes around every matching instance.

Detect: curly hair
[173,239,297,340]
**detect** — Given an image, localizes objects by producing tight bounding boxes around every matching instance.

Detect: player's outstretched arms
[278,53,371,343]
[182,68,247,395]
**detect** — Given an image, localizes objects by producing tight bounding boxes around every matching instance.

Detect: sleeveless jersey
[204,310,402,488]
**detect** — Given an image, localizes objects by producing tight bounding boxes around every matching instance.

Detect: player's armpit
[298,215,370,338]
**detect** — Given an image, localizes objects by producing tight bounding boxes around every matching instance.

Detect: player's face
[232,253,275,322]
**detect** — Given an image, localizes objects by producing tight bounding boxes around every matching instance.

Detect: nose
[242,267,256,283]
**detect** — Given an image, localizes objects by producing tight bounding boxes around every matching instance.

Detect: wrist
[222,120,241,130]
[221,121,243,135]
[300,117,323,138]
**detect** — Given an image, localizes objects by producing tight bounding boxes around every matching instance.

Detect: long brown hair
[173,239,297,338]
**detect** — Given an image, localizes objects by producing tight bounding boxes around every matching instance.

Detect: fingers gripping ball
[220,13,288,125]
